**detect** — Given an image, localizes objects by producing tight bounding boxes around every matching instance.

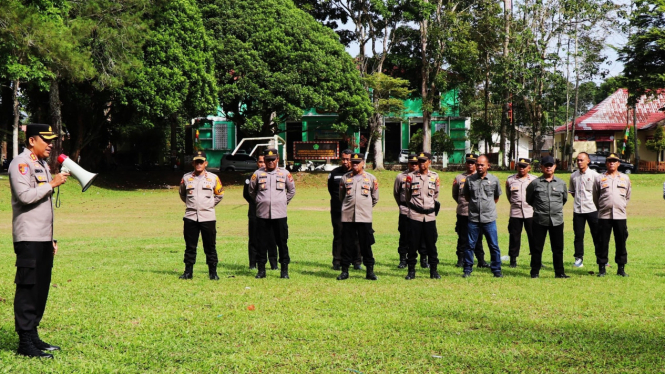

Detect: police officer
[403,152,440,279]
[336,153,379,280]
[569,152,600,269]
[462,155,503,278]
[593,153,631,277]
[393,153,428,269]
[505,158,537,268]
[9,124,68,358]
[243,155,278,270]
[452,154,488,268]
[248,148,296,279]
[328,149,362,270]
[525,155,568,279]
[178,151,224,280]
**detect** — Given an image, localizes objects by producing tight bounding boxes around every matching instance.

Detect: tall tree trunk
[12,78,20,158]
[372,114,385,170]
[48,78,63,172]
[502,0,511,167]
[420,16,432,153]
[564,37,571,164]
[569,24,579,171]
[484,61,490,155]
[71,111,86,162]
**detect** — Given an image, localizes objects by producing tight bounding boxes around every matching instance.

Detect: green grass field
[1,169,665,373]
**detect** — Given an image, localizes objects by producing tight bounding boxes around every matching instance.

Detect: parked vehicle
[220,153,257,171]
[398,149,409,163]
[587,153,635,174]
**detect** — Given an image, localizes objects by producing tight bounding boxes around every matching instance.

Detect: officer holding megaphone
[8,124,69,358]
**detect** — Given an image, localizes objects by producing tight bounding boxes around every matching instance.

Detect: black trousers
[508,217,534,258]
[531,222,564,275]
[455,215,485,260]
[407,219,439,267]
[341,222,375,267]
[331,211,361,266]
[596,219,628,265]
[572,211,599,259]
[398,214,427,257]
[248,216,277,266]
[256,218,290,266]
[183,218,218,266]
[14,241,53,332]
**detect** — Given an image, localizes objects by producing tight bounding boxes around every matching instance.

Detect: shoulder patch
[251,174,257,181]
[18,163,29,175]
[288,174,294,182]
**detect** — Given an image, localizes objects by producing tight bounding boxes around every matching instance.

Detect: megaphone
[57,154,98,192]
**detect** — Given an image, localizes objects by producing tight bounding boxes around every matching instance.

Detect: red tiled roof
[554,89,665,133]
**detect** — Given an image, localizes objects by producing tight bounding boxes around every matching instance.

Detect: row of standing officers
[177,148,631,281]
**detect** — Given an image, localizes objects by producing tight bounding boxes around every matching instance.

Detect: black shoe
[337,266,349,280]
[17,331,53,359]
[494,272,504,278]
[555,273,570,279]
[531,273,539,278]
[405,265,416,280]
[477,262,490,268]
[430,271,441,279]
[208,264,219,280]
[353,263,363,270]
[420,256,430,269]
[280,264,289,279]
[179,264,193,279]
[617,264,629,277]
[332,264,341,271]
[255,264,266,279]
[365,265,378,280]
[509,257,517,268]
[30,328,60,351]
[462,272,471,278]
[455,254,464,268]
[269,258,279,270]
[598,264,607,277]
[398,254,407,269]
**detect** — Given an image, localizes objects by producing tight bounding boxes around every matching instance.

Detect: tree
[646,125,665,162]
[199,0,372,135]
[363,72,411,169]
[619,0,665,105]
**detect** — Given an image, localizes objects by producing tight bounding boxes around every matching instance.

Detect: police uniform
[462,169,503,277]
[328,163,362,269]
[404,152,440,279]
[9,124,61,358]
[569,166,600,267]
[525,156,568,278]
[243,178,278,269]
[248,149,296,279]
[452,154,487,268]
[505,158,537,267]
[592,153,631,277]
[393,153,427,269]
[179,151,224,279]
[336,153,379,280]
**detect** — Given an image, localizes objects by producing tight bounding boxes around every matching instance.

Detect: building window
[596,141,611,153]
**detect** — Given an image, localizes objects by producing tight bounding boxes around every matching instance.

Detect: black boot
[280,264,289,279]
[510,257,517,268]
[179,264,193,279]
[597,264,606,277]
[405,265,416,280]
[398,254,407,269]
[455,254,464,267]
[365,265,378,280]
[269,258,279,270]
[477,258,490,268]
[31,328,60,351]
[420,255,429,269]
[337,266,349,280]
[208,264,219,280]
[255,263,266,279]
[17,331,53,358]
[430,264,441,279]
[617,264,629,277]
